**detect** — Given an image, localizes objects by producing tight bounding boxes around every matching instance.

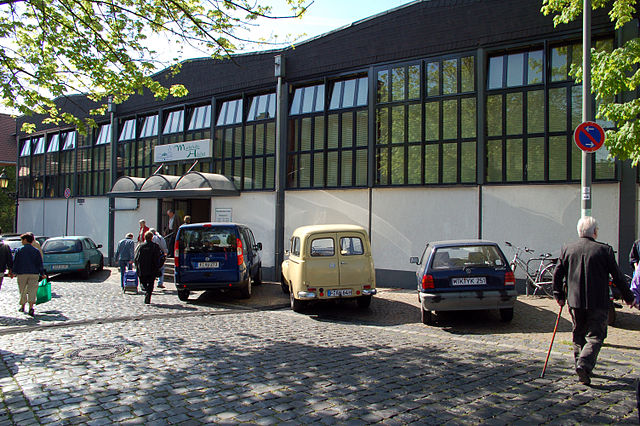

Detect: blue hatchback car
[42,236,104,278]
[174,223,262,301]
[410,240,516,325]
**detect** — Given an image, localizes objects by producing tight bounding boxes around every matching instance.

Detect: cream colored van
[281,224,376,312]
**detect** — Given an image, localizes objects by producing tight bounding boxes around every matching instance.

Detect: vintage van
[281,224,376,312]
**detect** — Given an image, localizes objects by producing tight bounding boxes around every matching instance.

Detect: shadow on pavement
[438,300,573,335]
[48,269,112,283]
[308,297,420,327]
[609,309,640,331]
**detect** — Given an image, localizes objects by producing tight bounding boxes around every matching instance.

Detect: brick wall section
[0,113,16,165]
[18,0,615,133]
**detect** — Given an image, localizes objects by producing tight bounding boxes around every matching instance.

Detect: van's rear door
[177,225,239,284]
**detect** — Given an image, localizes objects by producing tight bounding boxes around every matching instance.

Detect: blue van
[174,223,262,301]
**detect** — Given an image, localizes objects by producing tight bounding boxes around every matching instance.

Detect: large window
[486,39,615,183]
[288,78,368,188]
[213,96,275,190]
[376,55,476,186]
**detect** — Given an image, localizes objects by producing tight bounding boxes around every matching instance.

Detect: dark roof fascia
[108,188,239,199]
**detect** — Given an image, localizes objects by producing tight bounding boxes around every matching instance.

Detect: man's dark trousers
[570,307,608,373]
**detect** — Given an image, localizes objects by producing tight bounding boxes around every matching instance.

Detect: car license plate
[197,262,219,268]
[327,289,352,297]
[51,264,67,270]
[452,277,487,286]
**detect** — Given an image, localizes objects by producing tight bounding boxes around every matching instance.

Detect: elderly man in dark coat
[553,216,634,385]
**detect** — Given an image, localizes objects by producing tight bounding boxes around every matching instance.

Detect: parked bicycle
[505,242,557,296]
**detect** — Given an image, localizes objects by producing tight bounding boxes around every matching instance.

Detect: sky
[159,0,417,60]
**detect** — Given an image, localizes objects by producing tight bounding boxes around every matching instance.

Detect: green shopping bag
[36,278,51,305]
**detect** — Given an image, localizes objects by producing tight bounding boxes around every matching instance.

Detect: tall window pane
[377,70,389,103]
[425,102,439,141]
[528,50,543,84]
[408,65,420,99]
[461,56,474,92]
[487,95,502,137]
[506,138,523,181]
[408,145,421,184]
[488,56,503,89]
[551,46,568,82]
[527,90,544,133]
[549,88,567,132]
[442,59,457,94]
[442,143,457,183]
[443,100,457,140]
[424,144,439,184]
[549,136,567,180]
[461,98,476,138]
[391,106,404,143]
[506,53,524,87]
[408,104,421,142]
[391,67,406,102]
[460,142,476,183]
[427,62,440,96]
[527,137,545,181]
[506,93,523,135]
[486,140,502,182]
[391,146,404,184]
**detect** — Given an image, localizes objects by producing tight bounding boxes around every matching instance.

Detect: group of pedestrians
[114,209,182,305]
[0,232,45,317]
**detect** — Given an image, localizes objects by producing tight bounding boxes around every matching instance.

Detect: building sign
[215,208,232,223]
[154,139,212,163]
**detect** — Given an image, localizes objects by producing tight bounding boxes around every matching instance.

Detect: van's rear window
[43,240,82,253]
[180,227,237,253]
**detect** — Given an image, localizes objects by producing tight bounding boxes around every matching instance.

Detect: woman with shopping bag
[10,233,45,317]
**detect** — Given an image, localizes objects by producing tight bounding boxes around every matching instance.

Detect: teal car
[42,236,104,278]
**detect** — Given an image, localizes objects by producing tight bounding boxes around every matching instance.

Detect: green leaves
[1,0,308,133]
[542,0,640,164]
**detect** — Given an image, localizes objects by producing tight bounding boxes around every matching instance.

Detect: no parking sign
[574,121,605,152]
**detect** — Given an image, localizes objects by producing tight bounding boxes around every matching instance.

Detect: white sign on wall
[154,139,212,163]
[215,208,232,223]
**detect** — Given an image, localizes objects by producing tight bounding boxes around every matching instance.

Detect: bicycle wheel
[537,264,556,297]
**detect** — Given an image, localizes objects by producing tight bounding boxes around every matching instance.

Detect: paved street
[0,268,639,424]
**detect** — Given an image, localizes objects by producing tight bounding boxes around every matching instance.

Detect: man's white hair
[577,216,598,238]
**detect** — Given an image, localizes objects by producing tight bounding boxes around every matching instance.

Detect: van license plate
[197,262,219,268]
[327,289,352,297]
[452,277,486,286]
[51,264,67,270]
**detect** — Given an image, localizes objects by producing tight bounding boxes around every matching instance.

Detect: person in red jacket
[137,219,149,244]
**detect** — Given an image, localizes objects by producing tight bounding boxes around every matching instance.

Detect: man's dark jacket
[553,236,633,309]
[0,242,12,272]
[134,241,164,279]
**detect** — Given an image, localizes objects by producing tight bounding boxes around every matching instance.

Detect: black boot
[144,293,151,304]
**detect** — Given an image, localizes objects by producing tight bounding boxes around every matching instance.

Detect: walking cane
[541,304,564,378]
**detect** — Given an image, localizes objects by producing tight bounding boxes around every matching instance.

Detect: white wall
[212,193,276,267]
[482,183,620,275]
[371,187,479,271]
[113,198,157,243]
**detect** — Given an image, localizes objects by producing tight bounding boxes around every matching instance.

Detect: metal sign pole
[581,0,592,218]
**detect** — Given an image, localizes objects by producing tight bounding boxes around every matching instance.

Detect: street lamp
[0,169,9,189]
[0,168,18,232]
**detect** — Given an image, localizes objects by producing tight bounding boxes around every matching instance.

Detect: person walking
[115,233,135,288]
[149,228,168,289]
[0,238,13,290]
[134,231,164,304]
[137,219,149,244]
[163,209,180,257]
[10,233,45,317]
[552,216,635,385]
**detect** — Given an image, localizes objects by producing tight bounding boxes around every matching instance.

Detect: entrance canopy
[108,172,239,198]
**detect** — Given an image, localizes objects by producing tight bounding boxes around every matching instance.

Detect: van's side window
[310,238,335,257]
[340,237,364,256]
[291,237,300,256]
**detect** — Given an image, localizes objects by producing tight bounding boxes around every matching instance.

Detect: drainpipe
[274,55,287,281]
[107,96,117,266]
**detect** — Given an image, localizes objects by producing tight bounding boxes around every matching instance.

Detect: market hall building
[14,0,639,287]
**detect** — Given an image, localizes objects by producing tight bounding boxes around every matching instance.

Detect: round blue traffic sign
[574,121,605,152]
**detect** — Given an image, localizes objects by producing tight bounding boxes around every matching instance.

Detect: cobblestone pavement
[0,268,639,424]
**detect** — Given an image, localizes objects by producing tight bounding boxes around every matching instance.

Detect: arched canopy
[107,172,239,198]
[109,176,146,194]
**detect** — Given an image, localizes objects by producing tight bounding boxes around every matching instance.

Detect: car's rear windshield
[431,245,506,269]
[179,227,237,254]
[42,240,82,254]
[5,240,23,250]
